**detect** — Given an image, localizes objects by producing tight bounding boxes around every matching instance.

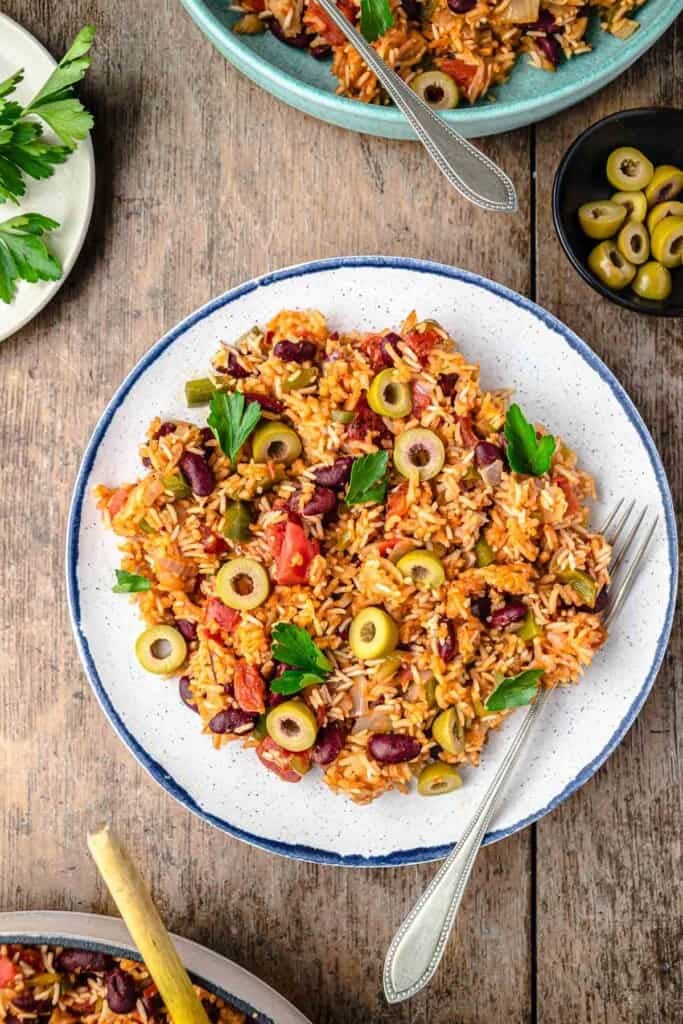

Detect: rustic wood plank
[0,3,533,1023]
[534,24,682,1024]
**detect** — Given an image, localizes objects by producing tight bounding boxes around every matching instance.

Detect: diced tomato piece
[0,957,17,987]
[206,597,241,631]
[412,381,432,414]
[404,327,441,366]
[308,0,347,44]
[107,487,130,519]
[256,737,306,782]
[556,476,580,516]
[376,535,401,555]
[439,58,477,88]
[268,520,318,585]
[234,660,266,713]
[387,483,408,518]
[458,415,478,448]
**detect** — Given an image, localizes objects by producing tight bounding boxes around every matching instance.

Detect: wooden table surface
[1,3,680,1022]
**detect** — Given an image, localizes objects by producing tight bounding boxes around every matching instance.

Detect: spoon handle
[383,690,549,1004]
[313,0,517,213]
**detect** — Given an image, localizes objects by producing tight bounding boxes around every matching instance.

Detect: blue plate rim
[179,0,683,133]
[65,254,678,867]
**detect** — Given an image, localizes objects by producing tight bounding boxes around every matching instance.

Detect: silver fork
[383,500,658,1004]
[313,0,518,214]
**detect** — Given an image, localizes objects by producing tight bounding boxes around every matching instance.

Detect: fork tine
[604,516,658,629]
[610,505,648,576]
[607,498,636,546]
[598,498,624,536]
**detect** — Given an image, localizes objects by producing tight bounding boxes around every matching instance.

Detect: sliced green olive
[631,260,672,301]
[646,200,683,234]
[367,369,413,419]
[617,220,649,265]
[216,557,270,610]
[331,409,355,425]
[424,677,438,708]
[611,190,648,222]
[417,762,463,796]
[411,70,459,110]
[266,700,318,752]
[431,707,465,755]
[251,421,302,464]
[394,427,445,481]
[138,517,155,535]
[252,714,268,741]
[650,216,683,268]
[349,607,398,660]
[161,472,191,499]
[283,367,318,392]
[645,165,683,207]
[557,568,598,607]
[606,147,654,191]
[515,610,539,643]
[222,500,252,542]
[135,625,187,674]
[577,200,626,240]
[396,549,445,588]
[185,377,217,407]
[587,241,636,290]
[474,535,495,567]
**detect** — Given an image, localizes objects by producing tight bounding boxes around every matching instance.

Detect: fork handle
[313,0,517,213]
[383,689,549,1004]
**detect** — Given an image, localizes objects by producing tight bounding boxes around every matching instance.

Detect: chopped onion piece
[503,0,540,22]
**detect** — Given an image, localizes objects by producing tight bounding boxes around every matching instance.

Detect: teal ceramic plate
[179,0,682,138]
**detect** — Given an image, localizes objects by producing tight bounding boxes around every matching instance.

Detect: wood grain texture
[0,3,678,1023]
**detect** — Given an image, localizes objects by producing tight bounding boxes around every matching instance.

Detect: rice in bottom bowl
[96,310,610,804]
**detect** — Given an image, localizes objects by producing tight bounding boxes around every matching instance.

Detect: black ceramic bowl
[552,107,683,317]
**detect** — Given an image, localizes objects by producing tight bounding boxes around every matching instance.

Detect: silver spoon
[313,0,518,213]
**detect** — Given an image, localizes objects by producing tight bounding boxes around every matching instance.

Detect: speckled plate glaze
[66,256,677,867]
[179,0,682,139]
[0,911,311,1024]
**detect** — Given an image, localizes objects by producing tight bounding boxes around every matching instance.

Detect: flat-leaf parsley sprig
[504,403,556,477]
[0,214,61,303]
[112,569,151,593]
[207,390,262,464]
[360,0,393,42]
[485,669,544,712]
[270,622,333,696]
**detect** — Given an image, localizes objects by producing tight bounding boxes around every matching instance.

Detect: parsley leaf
[112,569,151,593]
[0,214,61,303]
[270,622,332,695]
[23,26,95,149]
[360,0,394,42]
[485,669,544,712]
[504,404,556,476]
[207,390,262,464]
[345,451,389,506]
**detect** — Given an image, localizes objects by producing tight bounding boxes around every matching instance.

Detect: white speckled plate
[66,257,677,866]
[0,911,312,1024]
[0,15,95,343]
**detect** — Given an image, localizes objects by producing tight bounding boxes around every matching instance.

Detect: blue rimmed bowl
[0,911,311,1024]
[179,0,682,139]
[66,256,676,867]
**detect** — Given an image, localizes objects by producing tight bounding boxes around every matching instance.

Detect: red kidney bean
[380,332,402,364]
[438,373,459,397]
[312,723,345,766]
[490,601,527,628]
[474,441,504,467]
[106,970,137,1015]
[537,34,561,65]
[242,390,284,414]
[470,594,492,622]
[401,0,420,19]
[267,688,287,708]
[208,708,257,733]
[179,676,198,712]
[310,43,332,59]
[176,619,197,642]
[437,618,457,663]
[273,339,317,363]
[155,422,176,438]
[346,395,390,441]
[202,532,228,556]
[302,487,337,517]
[215,350,250,379]
[525,8,556,30]
[56,950,113,973]
[141,456,152,469]
[448,0,476,10]
[199,427,215,447]
[11,995,41,1013]
[268,18,312,46]
[179,451,214,497]
[312,456,353,489]
[141,993,161,1020]
[369,732,421,764]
